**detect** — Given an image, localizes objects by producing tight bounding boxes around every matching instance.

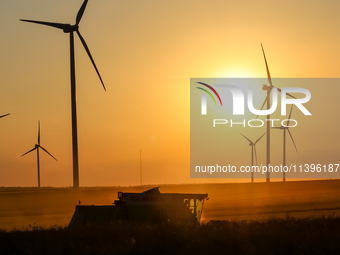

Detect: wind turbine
[21,121,57,188]
[0,113,10,119]
[240,132,266,183]
[257,43,296,183]
[272,105,298,182]
[21,0,106,189]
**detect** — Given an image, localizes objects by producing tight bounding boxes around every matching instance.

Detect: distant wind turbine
[21,0,106,189]
[257,43,296,183]
[21,121,57,188]
[0,113,10,119]
[240,132,266,183]
[272,105,298,182]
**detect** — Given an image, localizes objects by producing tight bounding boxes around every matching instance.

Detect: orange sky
[0,0,340,187]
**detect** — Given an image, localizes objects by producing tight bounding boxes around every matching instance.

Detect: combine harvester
[69,187,209,226]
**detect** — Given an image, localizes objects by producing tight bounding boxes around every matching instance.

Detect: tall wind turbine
[21,0,106,189]
[257,44,296,183]
[0,113,10,119]
[272,105,298,182]
[21,121,57,188]
[240,132,266,183]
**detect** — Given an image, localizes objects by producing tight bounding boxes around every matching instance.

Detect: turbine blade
[287,105,293,126]
[21,147,37,157]
[277,88,296,99]
[240,133,253,144]
[255,132,266,144]
[20,19,67,30]
[254,145,258,165]
[40,146,58,161]
[287,129,298,154]
[261,43,273,87]
[286,92,296,99]
[76,30,106,91]
[38,121,41,145]
[0,113,10,118]
[76,0,88,25]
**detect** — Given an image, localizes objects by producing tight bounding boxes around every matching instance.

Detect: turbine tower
[0,113,10,119]
[21,0,106,189]
[21,121,57,188]
[257,44,296,183]
[272,105,298,182]
[240,132,266,183]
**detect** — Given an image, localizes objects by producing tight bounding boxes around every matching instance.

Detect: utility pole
[140,149,142,186]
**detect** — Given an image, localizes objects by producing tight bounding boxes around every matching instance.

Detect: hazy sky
[0,0,340,187]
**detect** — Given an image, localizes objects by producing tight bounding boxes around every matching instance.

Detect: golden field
[1,180,340,230]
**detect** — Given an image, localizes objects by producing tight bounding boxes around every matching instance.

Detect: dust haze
[1,180,340,231]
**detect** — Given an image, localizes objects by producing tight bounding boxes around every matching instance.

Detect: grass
[1,216,340,255]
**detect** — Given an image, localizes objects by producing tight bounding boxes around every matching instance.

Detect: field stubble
[1,180,340,230]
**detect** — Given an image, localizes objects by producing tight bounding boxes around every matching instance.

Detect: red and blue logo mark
[196,82,223,106]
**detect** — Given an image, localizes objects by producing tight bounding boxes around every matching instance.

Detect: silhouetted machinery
[69,187,208,226]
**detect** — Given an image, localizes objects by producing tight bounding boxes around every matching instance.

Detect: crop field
[1,180,340,254]
[1,180,340,230]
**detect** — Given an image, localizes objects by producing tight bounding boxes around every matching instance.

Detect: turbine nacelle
[63,24,79,33]
[262,84,272,91]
